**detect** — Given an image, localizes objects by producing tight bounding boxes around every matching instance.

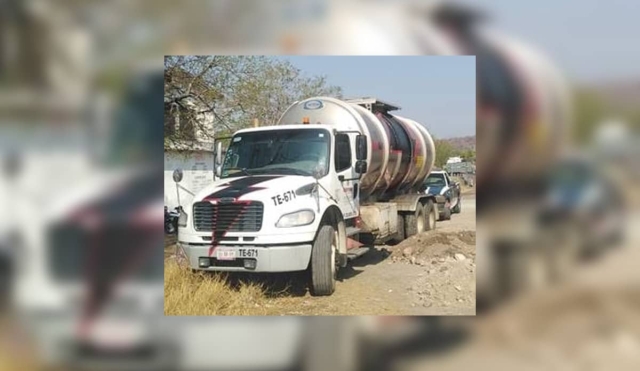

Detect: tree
[163,56,342,149]
[460,149,475,162]
[434,139,457,168]
[573,89,607,145]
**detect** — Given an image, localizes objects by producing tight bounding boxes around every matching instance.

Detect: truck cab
[177,124,366,296]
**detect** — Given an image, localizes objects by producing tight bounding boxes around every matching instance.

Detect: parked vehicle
[422,170,462,221]
[176,97,442,295]
[164,205,181,235]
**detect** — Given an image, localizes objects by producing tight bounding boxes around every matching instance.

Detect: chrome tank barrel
[285,3,572,191]
[451,28,572,189]
[276,97,435,200]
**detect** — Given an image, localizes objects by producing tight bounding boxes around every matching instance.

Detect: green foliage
[164,56,342,148]
[434,139,456,168]
[573,89,607,144]
[460,149,475,162]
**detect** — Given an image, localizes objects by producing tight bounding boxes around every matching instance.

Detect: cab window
[334,134,352,172]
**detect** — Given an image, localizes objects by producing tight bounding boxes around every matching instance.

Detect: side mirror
[355,160,367,175]
[215,165,222,178]
[215,141,223,165]
[172,169,183,183]
[355,135,368,161]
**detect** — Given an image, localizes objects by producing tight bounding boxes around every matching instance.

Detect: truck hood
[193,174,316,203]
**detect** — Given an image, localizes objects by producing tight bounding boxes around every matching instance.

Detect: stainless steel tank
[279,3,572,192]
[276,97,435,201]
[456,30,572,189]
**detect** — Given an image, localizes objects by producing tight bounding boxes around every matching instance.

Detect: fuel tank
[276,97,435,201]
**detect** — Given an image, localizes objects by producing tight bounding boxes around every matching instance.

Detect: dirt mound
[389,231,476,265]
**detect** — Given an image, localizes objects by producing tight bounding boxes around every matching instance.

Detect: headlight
[178,209,188,227]
[276,209,315,228]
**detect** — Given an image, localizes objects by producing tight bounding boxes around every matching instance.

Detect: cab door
[333,133,359,218]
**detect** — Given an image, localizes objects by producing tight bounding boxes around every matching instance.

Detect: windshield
[424,173,446,186]
[221,129,330,178]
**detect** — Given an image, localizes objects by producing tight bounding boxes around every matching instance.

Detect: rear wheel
[425,200,437,231]
[404,205,426,238]
[310,224,338,296]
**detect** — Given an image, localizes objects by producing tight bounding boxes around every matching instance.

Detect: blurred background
[0,0,638,370]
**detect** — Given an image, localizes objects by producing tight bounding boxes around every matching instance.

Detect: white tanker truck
[175,97,441,295]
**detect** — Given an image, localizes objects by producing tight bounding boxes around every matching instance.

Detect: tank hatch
[346,97,401,113]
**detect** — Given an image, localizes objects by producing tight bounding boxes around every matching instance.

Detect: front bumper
[181,242,313,272]
[19,313,176,371]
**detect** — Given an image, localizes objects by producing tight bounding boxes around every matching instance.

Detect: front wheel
[310,224,338,296]
[404,204,426,238]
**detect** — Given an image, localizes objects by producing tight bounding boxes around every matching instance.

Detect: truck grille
[48,223,164,282]
[193,201,263,232]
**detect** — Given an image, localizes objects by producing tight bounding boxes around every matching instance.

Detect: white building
[164,141,215,210]
[446,156,462,164]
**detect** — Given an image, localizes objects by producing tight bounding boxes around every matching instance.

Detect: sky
[465,0,639,83]
[278,56,476,139]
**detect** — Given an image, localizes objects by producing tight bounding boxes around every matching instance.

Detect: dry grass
[164,259,286,316]
[0,318,42,371]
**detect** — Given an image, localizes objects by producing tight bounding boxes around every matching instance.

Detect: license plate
[89,320,146,349]
[216,248,236,260]
[215,248,259,260]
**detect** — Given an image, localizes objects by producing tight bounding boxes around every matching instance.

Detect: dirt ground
[164,188,477,315]
[393,209,640,370]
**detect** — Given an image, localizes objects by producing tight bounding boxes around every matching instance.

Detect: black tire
[310,224,338,296]
[404,204,427,238]
[500,245,550,297]
[452,197,461,214]
[425,200,437,231]
[390,213,406,244]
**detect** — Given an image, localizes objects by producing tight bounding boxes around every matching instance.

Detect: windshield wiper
[250,167,310,176]
[269,167,311,176]
[224,167,253,177]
